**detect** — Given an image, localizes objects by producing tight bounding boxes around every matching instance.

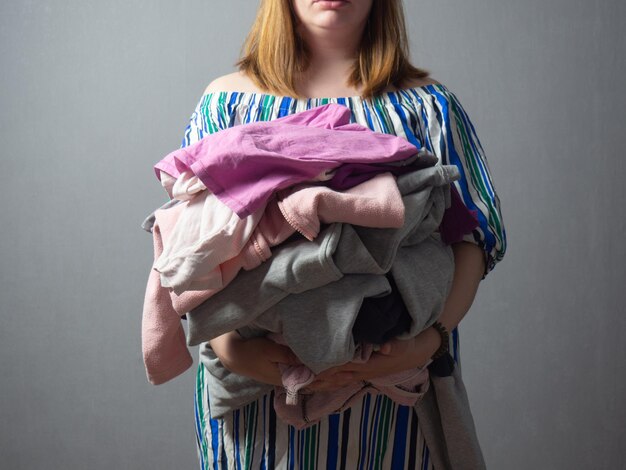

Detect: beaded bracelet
[430,321,450,360]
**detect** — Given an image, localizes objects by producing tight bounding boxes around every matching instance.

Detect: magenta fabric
[154,103,419,218]
[439,184,480,245]
[326,150,438,189]
[327,162,416,189]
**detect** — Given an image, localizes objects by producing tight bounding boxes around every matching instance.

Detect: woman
[188,0,507,468]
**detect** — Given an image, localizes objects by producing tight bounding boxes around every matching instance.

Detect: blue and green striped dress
[180,83,507,469]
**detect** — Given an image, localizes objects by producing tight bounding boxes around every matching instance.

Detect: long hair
[236,0,429,99]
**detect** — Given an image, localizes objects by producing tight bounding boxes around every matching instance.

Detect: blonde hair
[236,0,429,99]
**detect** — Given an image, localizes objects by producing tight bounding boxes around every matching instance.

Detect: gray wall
[1,0,624,468]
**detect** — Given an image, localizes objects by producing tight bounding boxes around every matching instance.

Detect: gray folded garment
[187,164,459,356]
[197,342,273,416]
[414,362,487,470]
[189,164,459,416]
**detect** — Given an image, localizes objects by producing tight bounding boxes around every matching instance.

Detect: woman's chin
[314,0,351,10]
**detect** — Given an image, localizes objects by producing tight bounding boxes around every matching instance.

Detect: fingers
[376,337,413,357]
[257,365,288,387]
[314,367,339,382]
[379,342,393,355]
[305,372,355,391]
[315,364,357,381]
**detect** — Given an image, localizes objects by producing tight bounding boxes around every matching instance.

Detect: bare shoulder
[399,76,441,90]
[379,76,440,94]
[203,71,263,95]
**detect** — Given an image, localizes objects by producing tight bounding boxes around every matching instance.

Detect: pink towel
[141,219,194,385]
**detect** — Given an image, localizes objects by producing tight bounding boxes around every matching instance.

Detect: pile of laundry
[140,103,479,429]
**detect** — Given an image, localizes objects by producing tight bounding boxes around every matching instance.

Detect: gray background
[1,0,624,468]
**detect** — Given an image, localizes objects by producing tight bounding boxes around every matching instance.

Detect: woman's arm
[308,241,485,390]
[435,240,486,332]
[390,240,485,359]
[209,331,302,387]
[208,241,485,390]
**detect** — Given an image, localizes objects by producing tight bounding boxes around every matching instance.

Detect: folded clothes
[153,190,266,294]
[141,172,411,385]
[188,164,460,374]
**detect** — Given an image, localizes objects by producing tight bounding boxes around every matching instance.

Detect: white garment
[159,171,177,199]
[155,168,334,294]
[154,189,266,294]
[171,170,206,200]
[159,170,207,200]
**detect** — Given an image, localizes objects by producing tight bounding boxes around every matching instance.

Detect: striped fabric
[194,331,461,470]
[180,84,506,279]
[179,83,506,469]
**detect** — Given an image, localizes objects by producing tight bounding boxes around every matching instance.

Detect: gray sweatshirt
[187,164,458,360]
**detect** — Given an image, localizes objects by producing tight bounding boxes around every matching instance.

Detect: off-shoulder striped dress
[181,83,507,469]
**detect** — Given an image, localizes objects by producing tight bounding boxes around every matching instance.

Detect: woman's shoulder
[203,71,264,95]
[388,76,441,92]
[203,73,442,96]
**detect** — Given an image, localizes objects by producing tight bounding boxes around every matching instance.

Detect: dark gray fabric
[352,273,412,345]
[414,363,487,470]
[197,342,273,416]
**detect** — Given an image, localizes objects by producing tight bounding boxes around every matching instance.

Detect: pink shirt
[154,103,419,218]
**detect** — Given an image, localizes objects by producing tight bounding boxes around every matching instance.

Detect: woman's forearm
[412,241,486,361]
[438,241,486,332]
[212,241,487,392]
[284,242,489,389]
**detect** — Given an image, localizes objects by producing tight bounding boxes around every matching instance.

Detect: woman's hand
[305,327,441,392]
[305,242,486,392]
[209,331,302,387]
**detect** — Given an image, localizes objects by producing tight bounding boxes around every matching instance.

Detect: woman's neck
[302,26,361,63]
[295,23,367,97]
